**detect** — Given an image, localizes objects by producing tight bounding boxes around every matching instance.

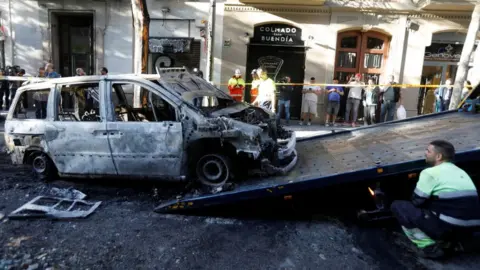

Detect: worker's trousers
[390,200,454,248]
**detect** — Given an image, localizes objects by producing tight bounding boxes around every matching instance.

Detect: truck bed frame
[155,89,480,214]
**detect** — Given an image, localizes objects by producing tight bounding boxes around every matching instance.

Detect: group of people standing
[228,67,278,114]
[227,69,403,127]
[433,79,473,113]
[299,73,402,127]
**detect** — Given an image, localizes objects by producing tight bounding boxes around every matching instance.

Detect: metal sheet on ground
[156,112,480,212]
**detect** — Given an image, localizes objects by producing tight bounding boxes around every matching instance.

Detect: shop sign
[258,56,284,81]
[149,38,192,54]
[424,43,462,61]
[251,23,303,46]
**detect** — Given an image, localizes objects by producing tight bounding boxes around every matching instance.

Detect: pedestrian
[100,67,108,75]
[362,78,379,126]
[276,76,293,125]
[344,73,365,127]
[192,68,204,78]
[45,63,61,78]
[434,78,452,112]
[250,69,260,103]
[325,78,344,127]
[0,69,8,111]
[228,69,245,102]
[76,68,86,76]
[461,80,472,100]
[7,66,21,110]
[379,75,401,122]
[252,68,276,113]
[299,77,321,126]
[390,140,480,259]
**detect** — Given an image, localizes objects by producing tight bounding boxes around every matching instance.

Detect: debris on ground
[8,196,101,220]
[49,187,87,200]
[6,236,32,247]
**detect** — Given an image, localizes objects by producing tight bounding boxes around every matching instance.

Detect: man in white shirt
[300,77,321,126]
[345,73,365,127]
[252,68,276,113]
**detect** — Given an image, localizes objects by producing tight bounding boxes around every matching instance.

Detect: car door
[44,80,117,176]
[105,80,184,178]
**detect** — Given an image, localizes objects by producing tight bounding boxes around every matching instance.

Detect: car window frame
[6,84,56,121]
[105,79,180,123]
[53,80,107,123]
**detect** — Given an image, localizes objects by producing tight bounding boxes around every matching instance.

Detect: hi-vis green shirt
[413,162,480,227]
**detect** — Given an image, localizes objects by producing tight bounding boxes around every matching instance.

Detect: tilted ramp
[155,110,480,213]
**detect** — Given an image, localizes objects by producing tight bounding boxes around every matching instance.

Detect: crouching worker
[391,140,480,259]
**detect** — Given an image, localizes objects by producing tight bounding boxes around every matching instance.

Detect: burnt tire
[195,153,232,187]
[30,153,57,181]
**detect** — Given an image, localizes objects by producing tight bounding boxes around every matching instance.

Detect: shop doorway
[418,61,461,115]
[246,45,306,119]
[245,23,306,119]
[54,13,94,76]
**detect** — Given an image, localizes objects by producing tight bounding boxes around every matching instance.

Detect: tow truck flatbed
[155,109,480,213]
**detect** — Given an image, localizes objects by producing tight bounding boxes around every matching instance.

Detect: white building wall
[147,0,224,83]
[103,0,134,74]
[0,0,133,75]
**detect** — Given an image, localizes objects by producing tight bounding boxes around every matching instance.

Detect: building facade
[0,0,225,81]
[1,0,478,122]
[220,0,480,121]
[0,0,135,76]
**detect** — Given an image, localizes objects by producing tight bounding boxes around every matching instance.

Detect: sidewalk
[284,122,355,139]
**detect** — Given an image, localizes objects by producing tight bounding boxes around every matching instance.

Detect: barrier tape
[221,83,459,88]
[0,76,462,89]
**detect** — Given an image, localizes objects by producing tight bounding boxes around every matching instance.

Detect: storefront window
[367,37,384,49]
[363,53,383,68]
[334,31,390,82]
[340,36,357,48]
[337,52,357,68]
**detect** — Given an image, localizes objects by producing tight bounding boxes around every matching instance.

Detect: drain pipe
[8,0,14,66]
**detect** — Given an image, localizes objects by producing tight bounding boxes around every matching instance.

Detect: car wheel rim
[202,160,223,180]
[197,154,230,187]
[32,155,47,174]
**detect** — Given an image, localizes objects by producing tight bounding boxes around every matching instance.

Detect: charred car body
[4,68,297,187]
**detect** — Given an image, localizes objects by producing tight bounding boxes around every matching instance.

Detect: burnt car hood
[209,103,275,119]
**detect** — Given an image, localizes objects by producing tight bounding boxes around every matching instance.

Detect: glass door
[418,65,443,115]
[58,14,94,76]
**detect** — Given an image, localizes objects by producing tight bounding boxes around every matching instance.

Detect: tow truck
[155,84,480,221]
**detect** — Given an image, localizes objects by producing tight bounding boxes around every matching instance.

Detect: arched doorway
[333,30,391,121]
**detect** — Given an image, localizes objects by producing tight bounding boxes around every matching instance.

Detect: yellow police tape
[0,75,464,89]
[222,83,458,88]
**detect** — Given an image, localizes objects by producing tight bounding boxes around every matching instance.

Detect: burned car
[3,68,297,187]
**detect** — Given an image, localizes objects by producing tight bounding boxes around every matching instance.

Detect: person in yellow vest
[250,69,261,103]
[228,69,245,102]
[252,68,276,113]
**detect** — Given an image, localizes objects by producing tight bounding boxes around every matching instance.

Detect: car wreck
[4,68,297,188]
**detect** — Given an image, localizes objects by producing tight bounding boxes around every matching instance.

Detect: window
[334,31,390,83]
[12,89,51,119]
[110,83,176,122]
[56,83,101,122]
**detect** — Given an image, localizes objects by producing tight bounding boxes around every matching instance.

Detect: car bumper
[259,131,298,175]
[277,130,296,160]
[261,149,298,175]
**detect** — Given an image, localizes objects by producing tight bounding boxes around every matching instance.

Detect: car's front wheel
[195,153,232,187]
